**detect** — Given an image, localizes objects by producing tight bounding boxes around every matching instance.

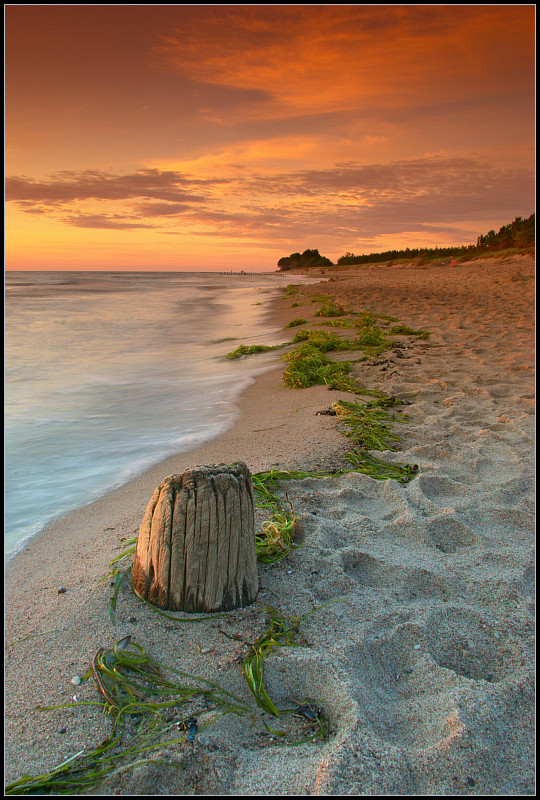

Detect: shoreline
[5,255,535,795]
[4,282,350,573]
[4,269,316,566]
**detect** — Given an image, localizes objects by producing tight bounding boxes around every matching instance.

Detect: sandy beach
[4,255,535,795]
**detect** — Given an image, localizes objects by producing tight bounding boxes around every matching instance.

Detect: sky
[5,4,536,272]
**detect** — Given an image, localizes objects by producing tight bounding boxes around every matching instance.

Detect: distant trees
[277,248,334,271]
[335,247,450,266]
[276,215,534,271]
[476,214,535,250]
[335,214,535,266]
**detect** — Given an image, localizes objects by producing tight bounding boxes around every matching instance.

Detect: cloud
[154,5,534,120]
[135,202,193,217]
[243,155,534,204]
[6,154,534,251]
[5,168,213,206]
[62,213,157,230]
[169,152,533,251]
[5,168,220,230]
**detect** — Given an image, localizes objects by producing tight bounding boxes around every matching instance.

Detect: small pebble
[71,676,82,686]
[58,586,67,594]
[128,616,137,624]
[59,728,67,734]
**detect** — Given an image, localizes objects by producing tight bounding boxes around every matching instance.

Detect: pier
[218,270,283,276]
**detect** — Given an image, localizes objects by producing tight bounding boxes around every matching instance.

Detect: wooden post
[131,462,258,613]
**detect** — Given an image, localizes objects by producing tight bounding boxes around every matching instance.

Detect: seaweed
[332,398,418,484]
[282,344,351,389]
[252,469,308,564]
[6,609,331,794]
[224,343,285,359]
[332,397,406,451]
[389,324,430,339]
[314,301,350,317]
[241,607,300,716]
[344,450,419,483]
[6,637,253,795]
[241,606,331,738]
[316,318,355,328]
[284,318,307,328]
[352,323,392,356]
[290,329,352,351]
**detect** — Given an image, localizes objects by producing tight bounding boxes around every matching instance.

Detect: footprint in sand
[461,507,534,547]
[424,606,527,683]
[426,513,482,552]
[415,474,475,507]
[340,622,482,751]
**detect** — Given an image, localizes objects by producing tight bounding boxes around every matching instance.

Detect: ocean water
[5,270,310,563]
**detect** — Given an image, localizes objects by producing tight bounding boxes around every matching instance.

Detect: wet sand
[4,254,535,795]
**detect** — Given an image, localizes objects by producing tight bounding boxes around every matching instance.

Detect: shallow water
[5,270,305,561]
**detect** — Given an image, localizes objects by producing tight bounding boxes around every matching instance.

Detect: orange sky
[5,4,535,271]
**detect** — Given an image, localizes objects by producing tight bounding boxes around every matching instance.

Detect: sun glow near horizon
[5,5,535,272]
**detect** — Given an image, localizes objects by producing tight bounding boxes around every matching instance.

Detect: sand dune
[4,255,535,795]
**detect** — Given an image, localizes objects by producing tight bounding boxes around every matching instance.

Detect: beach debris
[7,602,334,795]
[252,472,298,564]
[224,342,285,359]
[132,463,258,613]
[101,310,420,620]
[293,701,323,722]
[70,676,82,686]
[180,716,198,742]
[241,604,331,741]
[57,586,67,594]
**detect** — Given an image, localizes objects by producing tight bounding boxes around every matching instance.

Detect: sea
[4,270,315,564]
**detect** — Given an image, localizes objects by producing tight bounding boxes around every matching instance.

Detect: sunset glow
[5,5,535,271]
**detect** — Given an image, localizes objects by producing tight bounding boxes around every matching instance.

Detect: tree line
[277,214,534,270]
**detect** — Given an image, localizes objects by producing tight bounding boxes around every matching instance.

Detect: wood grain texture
[131,462,258,612]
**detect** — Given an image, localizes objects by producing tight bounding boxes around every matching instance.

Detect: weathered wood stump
[131,462,258,613]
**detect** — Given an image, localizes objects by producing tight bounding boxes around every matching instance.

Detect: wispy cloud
[135,202,194,217]
[243,154,534,206]
[62,213,157,230]
[5,152,534,250]
[5,168,218,231]
[5,168,212,207]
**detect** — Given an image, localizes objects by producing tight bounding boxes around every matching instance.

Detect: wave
[5,272,296,559]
